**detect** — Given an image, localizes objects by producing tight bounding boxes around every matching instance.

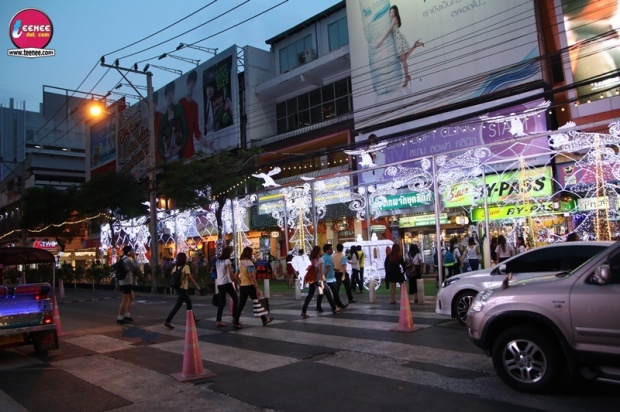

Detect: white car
[435,241,613,325]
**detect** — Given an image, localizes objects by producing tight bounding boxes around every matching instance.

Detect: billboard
[90,118,116,172]
[117,46,240,178]
[354,99,550,185]
[561,0,620,101]
[346,0,541,129]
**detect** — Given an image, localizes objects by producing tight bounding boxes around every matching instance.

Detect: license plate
[0,333,26,346]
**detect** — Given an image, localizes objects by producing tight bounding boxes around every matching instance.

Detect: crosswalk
[1,297,618,412]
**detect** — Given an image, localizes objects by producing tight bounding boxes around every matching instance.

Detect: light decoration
[222,195,256,257]
[437,148,490,205]
[276,184,314,253]
[550,121,620,240]
[480,101,551,137]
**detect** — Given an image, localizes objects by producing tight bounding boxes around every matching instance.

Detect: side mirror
[592,264,611,285]
[498,264,507,274]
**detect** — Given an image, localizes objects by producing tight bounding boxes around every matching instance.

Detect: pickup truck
[0,247,59,353]
[466,239,620,393]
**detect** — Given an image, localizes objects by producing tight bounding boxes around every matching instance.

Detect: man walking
[333,243,356,304]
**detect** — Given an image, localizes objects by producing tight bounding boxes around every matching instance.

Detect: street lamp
[176,43,218,55]
[100,57,159,292]
[143,63,182,76]
[158,53,200,66]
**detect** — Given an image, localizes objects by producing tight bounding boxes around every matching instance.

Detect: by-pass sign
[443,166,553,208]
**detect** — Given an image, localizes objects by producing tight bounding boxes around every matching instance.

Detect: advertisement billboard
[353,99,550,185]
[117,46,240,177]
[90,118,116,173]
[346,0,541,129]
[561,0,620,101]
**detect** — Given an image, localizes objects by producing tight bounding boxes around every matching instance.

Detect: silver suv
[467,240,620,393]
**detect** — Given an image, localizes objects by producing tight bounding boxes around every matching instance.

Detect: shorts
[120,284,134,294]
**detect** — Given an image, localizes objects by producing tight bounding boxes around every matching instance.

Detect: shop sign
[270,231,280,238]
[33,240,57,250]
[577,196,618,212]
[370,225,387,233]
[471,201,573,221]
[372,191,433,211]
[338,229,356,241]
[73,251,97,257]
[399,213,448,228]
[443,166,553,208]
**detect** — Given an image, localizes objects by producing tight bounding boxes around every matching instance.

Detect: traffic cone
[52,295,64,336]
[171,310,216,382]
[59,279,65,298]
[391,284,415,332]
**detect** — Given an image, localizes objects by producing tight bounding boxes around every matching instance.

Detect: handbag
[252,297,269,317]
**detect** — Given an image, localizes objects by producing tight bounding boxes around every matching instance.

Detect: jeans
[165,288,192,323]
[216,282,238,322]
[235,285,267,324]
[468,259,480,271]
[351,269,361,292]
[317,280,345,308]
[335,270,354,302]
[302,281,336,314]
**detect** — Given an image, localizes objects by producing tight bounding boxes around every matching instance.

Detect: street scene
[1,281,618,412]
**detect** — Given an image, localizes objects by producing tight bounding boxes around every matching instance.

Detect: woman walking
[465,236,481,271]
[215,246,240,328]
[405,244,423,302]
[385,244,406,304]
[164,252,201,329]
[233,247,273,327]
[301,245,340,318]
[494,235,514,265]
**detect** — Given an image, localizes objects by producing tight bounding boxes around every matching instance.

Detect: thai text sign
[373,191,433,211]
[399,213,448,228]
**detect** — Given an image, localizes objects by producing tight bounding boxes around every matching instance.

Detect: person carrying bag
[405,244,423,302]
[164,252,201,329]
[233,246,273,327]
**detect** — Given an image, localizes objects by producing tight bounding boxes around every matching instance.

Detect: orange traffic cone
[391,284,415,332]
[52,295,64,336]
[59,279,65,298]
[171,310,216,382]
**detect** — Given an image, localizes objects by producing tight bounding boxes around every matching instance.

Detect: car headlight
[469,288,494,313]
[442,277,460,288]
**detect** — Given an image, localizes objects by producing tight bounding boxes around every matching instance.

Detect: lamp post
[100,59,159,292]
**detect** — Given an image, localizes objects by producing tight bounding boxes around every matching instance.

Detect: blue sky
[0,0,341,111]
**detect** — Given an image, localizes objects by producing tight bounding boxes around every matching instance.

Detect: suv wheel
[491,326,562,393]
[453,291,476,325]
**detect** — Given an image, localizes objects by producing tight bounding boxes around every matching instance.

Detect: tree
[20,186,75,248]
[157,149,261,246]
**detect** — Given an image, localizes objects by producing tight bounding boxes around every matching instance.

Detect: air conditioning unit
[297,48,317,66]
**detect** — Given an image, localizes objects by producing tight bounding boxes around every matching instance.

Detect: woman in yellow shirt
[233,247,273,328]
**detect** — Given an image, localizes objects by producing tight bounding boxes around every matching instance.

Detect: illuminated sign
[372,191,433,211]
[577,196,618,212]
[443,166,553,208]
[471,201,574,221]
[399,213,448,228]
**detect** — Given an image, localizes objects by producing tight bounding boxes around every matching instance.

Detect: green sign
[373,191,433,211]
[471,201,574,221]
[399,213,448,228]
[443,166,553,208]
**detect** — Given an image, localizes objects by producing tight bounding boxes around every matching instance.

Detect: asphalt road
[0,285,618,412]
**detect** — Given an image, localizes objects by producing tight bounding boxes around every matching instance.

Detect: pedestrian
[291,248,311,288]
[348,246,361,293]
[385,244,406,304]
[566,232,579,242]
[465,236,481,271]
[233,247,273,328]
[516,236,528,254]
[116,245,140,324]
[215,246,240,328]
[285,252,296,288]
[385,245,392,289]
[164,252,201,329]
[443,238,461,279]
[405,244,423,302]
[333,243,356,304]
[301,245,340,318]
[317,244,347,311]
[355,245,365,294]
[490,237,498,265]
[494,235,514,264]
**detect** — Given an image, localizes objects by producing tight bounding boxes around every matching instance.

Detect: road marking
[63,335,135,353]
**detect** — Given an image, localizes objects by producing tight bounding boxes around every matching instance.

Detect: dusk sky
[0,0,341,111]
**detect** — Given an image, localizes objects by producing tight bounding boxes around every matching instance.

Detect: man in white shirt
[291,249,311,280]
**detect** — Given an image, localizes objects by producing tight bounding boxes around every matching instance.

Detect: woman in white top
[494,235,514,264]
[516,236,528,254]
[465,237,481,271]
[215,246,240,328]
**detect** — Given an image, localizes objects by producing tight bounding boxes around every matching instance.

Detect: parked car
[435,241,613,325]
[466,240,620,393]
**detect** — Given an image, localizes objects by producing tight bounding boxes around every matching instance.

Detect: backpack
[444,249,455,265]
[303,261,318,284]
[114,256,128,280]
[170,266,183,289]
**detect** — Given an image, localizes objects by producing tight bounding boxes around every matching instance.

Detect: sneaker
[349,299,357,303]
[123,317,134,322]
[116,318,126,325]
[164,322,174,329]
[262,318,274,326]
[317,308,324,313]
[340,304,348,309]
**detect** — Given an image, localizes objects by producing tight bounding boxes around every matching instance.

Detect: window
[279,35,312,73]
[506,248,564,273]
[328,17,348,51]
[275,77,352,134]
